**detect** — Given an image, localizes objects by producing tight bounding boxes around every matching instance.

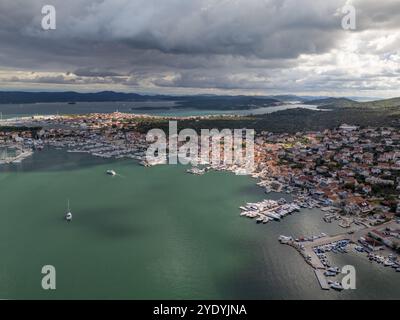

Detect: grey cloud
[51,0,347,59]
[0,0,399,96]
[73,67,124,77]
[353,0,400,30]
[6,74,128,85]
[0,0,349,67]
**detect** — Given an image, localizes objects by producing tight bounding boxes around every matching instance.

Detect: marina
[238,198,301,223]
[278,220,400,291]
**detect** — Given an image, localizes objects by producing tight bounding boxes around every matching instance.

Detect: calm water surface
[0,149,399,299]
[0,101,322,118]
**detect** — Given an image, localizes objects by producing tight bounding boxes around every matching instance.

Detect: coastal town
[245,123,400,290]
[1,112,400,291]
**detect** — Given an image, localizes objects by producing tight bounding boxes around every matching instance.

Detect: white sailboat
[65,199,72,222]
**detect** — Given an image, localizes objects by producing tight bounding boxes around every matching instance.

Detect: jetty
[314,270,330,290]
[0,148,33,165]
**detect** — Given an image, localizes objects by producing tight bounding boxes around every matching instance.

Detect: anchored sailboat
[65,199,72,222]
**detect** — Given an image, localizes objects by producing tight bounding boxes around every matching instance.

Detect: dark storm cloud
[0,1,347,68]
[73,68,124,77]
[0,0,399,94]
[41,0,346,59]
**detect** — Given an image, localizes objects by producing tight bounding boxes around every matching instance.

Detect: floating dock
[314,270,330,290]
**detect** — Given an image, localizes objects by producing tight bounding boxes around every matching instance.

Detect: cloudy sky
[0,0,399,97]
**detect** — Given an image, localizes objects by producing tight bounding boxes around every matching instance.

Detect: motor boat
[328,281,344,291]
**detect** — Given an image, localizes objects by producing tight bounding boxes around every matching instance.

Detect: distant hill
[307,96,400,110]
[173,95,282,110]
[0,91,342,106]
[361,97,400,109]
[0,91,282,111]
[268,95,308,102]
[306,97,359,108]
[0,91,168,104]
[1,91,399,112]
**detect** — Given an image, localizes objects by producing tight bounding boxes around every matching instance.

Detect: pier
[280,220,398,290]
[314,270,330,290]
[0,149,33,165]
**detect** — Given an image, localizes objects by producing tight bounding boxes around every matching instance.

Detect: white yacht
[384,260,395,267]
[329,281,344,291]
[278,235,293,243]
[106,170,116,176]
[267,213,281,221]
[256,217,264,224]
[277,198,287,205]
[65,200,72,222]
[327,267,340,274]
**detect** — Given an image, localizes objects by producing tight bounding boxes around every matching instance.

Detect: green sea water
[0,149,399,299]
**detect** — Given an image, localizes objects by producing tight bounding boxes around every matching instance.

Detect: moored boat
[328,281,344,291]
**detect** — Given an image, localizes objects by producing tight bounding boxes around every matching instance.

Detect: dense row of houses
[254,124,400,219]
